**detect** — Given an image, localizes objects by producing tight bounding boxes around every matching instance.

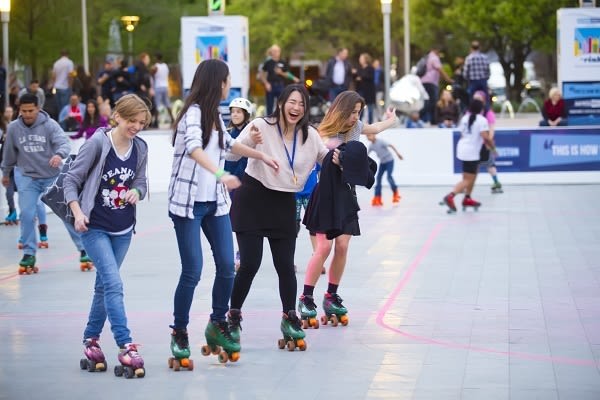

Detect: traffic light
[208,0,225,15]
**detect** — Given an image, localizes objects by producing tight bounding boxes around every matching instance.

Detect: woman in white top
[441,99,495,213]
[228,84,330,350]
[167,59,278,365]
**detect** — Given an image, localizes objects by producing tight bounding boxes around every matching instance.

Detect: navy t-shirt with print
[89,146,138,232]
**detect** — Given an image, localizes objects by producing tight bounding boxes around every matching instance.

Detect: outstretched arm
[362,107,398,135]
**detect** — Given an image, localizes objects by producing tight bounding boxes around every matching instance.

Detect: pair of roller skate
[168,319,241,370]
[371,190,401,207]
[17,224,49,249]
[298,292,350,329]
[80,339,145,379]
[17,250,93,275]
[17,224,47,275]
[440,193,481,214]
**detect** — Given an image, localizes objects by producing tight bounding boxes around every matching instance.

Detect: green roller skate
[491,182,503,194]
[18,255,39,275]
[80,250,94,272]
[278,310,307,351]
[298,295,319,329]
[201,320,241,363]
[168,326,193,371]
[321,292,349,327]
[227,309,242,344]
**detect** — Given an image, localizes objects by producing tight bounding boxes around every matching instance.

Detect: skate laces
[84,338,101,349]
[285,311,302,330]
[327,293,345,307]
[215,320,235,341]
[171,327,189,348]
[301,295,317,310]
[121,343,142,358]
[228,310,243,331]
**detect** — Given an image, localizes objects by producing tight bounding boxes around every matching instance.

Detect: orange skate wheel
[218,351,228,363]
[18,267,26,275]
[309,318,319,329]
[340,315,349,326]
[277,339,286,349]
[180,358,190,368]
[229,352,240,362]
[201,345,211,356]
[297,339,307,351]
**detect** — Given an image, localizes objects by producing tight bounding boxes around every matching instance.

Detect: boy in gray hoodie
[1,93,85,272]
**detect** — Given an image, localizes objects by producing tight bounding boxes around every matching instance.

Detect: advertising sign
[453,128,600,173]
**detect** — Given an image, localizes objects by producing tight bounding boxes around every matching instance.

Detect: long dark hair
[81,99,99,128]
[264,84,310,144]
[468,99,484,131]
[172,59,229,149]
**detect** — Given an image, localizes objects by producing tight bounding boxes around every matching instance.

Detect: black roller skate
[18,255,39,275]
[278,310,307,351]
[115,343,145,379]
[227,309,243,344]
[298,295,319,329]
[201,320,241,363]
[168,326,193,371]
[321,292,349,327]
[80,338,107,372]
[38,224,49,249]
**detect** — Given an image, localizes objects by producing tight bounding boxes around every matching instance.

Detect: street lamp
[120,16,140,65]
[0,0,9,110]
[381,0,392,108]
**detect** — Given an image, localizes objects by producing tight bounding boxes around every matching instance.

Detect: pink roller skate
[115,343,145,379]
[80,338,107,372]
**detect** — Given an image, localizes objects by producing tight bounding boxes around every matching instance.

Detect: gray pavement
[1,184,600,400]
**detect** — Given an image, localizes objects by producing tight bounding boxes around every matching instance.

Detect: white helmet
[229,97,252,114]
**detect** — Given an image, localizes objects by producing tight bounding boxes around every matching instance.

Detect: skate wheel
[173,359,181,371]
[211,345,221,355]
[123,366,134,379]
[340,315,349,326]
[309,318,319,329]
[286,340,295,352]
[277,338,286,349]
[98,362,107,372]
[134,368,145,378]
[180,358,190,368]
[18,267,26,275]
[218,351,229,363]
[168,357,174,368]
[320,315,328,326]
[297,339,307,351]
[200,345,211,356]
[80,358,88,370]
[301,319,308,329]
[229,352,240,362]
[33,267,39,274]
[331,314,339,327]
[114,365,124,377]
[187,359,194,371]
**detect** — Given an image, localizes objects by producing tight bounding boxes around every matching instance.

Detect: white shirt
[456,113,489,161]
[154,62,169,89]
[194,129,224,202]
[53,56,74,89]
[332,59,346,85]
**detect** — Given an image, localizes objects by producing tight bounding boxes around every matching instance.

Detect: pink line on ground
[375,222,598,367]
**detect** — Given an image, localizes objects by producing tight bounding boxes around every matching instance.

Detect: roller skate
[201,320,241,363]
[80,338,107,372]
[80,250,94,271]
[439,193,457,214]
[17,237,24,249]
[392,189,401,204]
[321,292,349,327]
[491,182,503,194]
[298,295,319,329]
[115,343,145,379]
[227,309,243,344]
[168,326,193,371]
[18,255,39,275]
[278,310,307,351]
[38,224,49,249]
[371,195,383,206]
[462,197,481,212]
[3,210,18,225]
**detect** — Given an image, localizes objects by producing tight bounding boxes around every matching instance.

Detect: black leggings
[230,232,297,313]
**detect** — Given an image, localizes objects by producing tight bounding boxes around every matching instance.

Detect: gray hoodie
[63,127,148,220]
[1,110,71,179]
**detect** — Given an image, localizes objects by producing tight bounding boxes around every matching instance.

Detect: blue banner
[453,128,600,173]
[563,82,600,125]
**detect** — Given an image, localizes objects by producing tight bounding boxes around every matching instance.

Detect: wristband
[215,168,228,181]
[132,188,141,197]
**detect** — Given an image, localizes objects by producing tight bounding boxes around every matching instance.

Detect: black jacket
[303,142,376,239]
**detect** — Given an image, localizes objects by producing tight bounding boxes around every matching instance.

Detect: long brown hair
[172,59,229,149]
[318,91,365,139]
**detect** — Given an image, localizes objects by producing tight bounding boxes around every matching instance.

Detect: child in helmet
[225,97,252,271]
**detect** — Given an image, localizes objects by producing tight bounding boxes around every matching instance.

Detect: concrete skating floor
[1,184,600,400]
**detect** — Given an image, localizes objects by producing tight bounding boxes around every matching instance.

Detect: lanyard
[277,124,298,185]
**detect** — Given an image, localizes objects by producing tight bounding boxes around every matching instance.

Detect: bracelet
[132,188,141,197]
[215,168,229,181]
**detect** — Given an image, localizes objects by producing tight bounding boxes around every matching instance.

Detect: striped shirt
[168,104,234,219]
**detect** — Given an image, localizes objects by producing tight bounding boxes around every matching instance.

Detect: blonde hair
[318,91,365,140]
[548,87,561,99]
[113,94,151,128]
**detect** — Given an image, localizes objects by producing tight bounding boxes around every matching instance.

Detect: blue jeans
[265,83,283,116]
[374,160,397,196]
[55,88,72,114]
[170,201,235,328]
[13,169,56,255]
[81,228,133,346]
[467,79,488,100]
[329,85,347,102]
